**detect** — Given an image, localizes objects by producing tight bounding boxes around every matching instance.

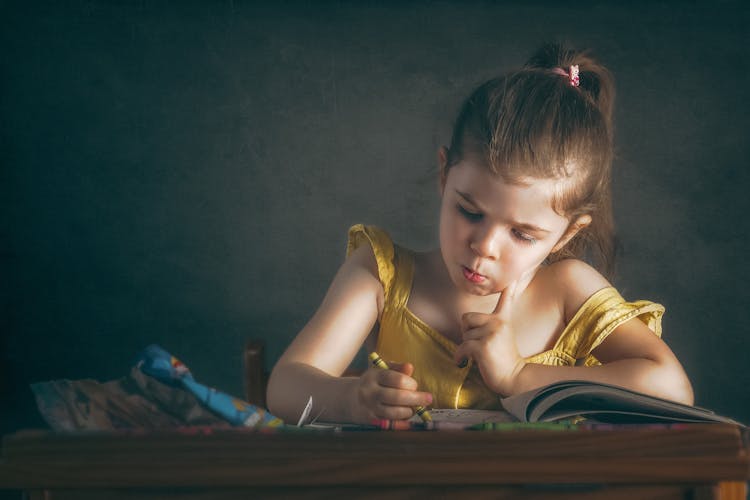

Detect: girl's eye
[457,204,482,222]
[512,229,537,245]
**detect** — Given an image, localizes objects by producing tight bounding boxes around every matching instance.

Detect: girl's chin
[457,278,512,297]
[453,275,501,296]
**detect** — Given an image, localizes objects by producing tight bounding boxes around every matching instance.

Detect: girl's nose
[470,226,502,260]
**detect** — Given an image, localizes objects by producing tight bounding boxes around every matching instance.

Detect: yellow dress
[347,224,665,410]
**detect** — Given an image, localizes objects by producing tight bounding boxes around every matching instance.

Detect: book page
[500,388,545,422]
[411,408,517,425]
[500,380,743,425]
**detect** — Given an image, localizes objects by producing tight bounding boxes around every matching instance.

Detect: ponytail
[524,42,616,142]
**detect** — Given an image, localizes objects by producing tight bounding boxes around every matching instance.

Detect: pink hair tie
[552,65,580,87]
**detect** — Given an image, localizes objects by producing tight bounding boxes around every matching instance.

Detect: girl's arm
[516,260,694,404]
[456,259,694,405]
[266,245,433,423]
[514,318,695,404]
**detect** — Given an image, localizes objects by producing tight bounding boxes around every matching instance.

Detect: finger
[462,324,491,342]
[388,361,414,378]
[375,367,418,391]
[454,340,478,367]
[376,386,433,408]
[492,280,517,317]
[373,402,419,421]
[461,311,492,331]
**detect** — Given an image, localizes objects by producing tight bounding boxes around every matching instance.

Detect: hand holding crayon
[368,352,433,423]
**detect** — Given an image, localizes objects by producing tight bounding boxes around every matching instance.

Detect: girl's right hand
[352,362,433,422]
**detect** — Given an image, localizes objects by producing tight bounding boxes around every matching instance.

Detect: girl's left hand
[453,280,527,396]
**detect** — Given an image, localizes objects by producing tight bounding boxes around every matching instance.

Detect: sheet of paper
[411,409,516,425]
[296,396,314,426]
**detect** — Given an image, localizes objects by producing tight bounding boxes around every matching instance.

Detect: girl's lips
[462,266,486,283]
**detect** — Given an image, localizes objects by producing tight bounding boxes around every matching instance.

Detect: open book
[498,380,742,425]
[307,381,743,429]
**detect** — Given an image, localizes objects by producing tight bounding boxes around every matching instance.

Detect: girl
[267,42,694,424]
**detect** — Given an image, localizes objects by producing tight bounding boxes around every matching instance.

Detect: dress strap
[554,286,665,362]
[346,224,397,306]
[388,244,415,312]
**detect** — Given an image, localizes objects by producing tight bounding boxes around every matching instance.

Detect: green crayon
[468,421,578,431]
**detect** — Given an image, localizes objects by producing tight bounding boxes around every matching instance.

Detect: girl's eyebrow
[455,189,551,234]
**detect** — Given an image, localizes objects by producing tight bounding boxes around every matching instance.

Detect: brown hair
[444,42,617,279]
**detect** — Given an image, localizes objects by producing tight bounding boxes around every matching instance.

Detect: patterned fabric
[136,345,283,428]
[31,345,285,431]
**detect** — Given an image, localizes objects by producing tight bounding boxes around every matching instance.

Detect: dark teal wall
[3,1,749,432]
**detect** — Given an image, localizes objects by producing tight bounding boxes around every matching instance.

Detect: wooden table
[0,423,748,499]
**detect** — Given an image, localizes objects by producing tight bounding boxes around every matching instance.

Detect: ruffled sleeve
[346,224,397,306]
[554,287,665,366]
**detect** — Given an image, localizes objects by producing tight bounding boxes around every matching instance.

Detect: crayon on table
[578,422,691,431]
[370,419,475,431]
[371,419,429,431]
[467,421,578,431]
[368,352,432,423]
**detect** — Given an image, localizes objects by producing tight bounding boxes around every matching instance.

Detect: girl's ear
[437,146,449,194]
[551,214,592,253]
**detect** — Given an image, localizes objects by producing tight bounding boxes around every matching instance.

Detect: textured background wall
[2,0,748,434]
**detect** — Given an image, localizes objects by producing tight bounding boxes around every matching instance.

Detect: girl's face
[439,154,580,297]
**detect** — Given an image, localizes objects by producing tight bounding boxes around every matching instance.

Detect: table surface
[0,423,748,490]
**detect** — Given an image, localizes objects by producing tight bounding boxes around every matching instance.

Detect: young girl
[266,43,694,424]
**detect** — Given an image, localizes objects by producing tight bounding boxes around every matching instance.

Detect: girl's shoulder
[538,258,612,324]
[343,242,386,317]
[345,224,418,317]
